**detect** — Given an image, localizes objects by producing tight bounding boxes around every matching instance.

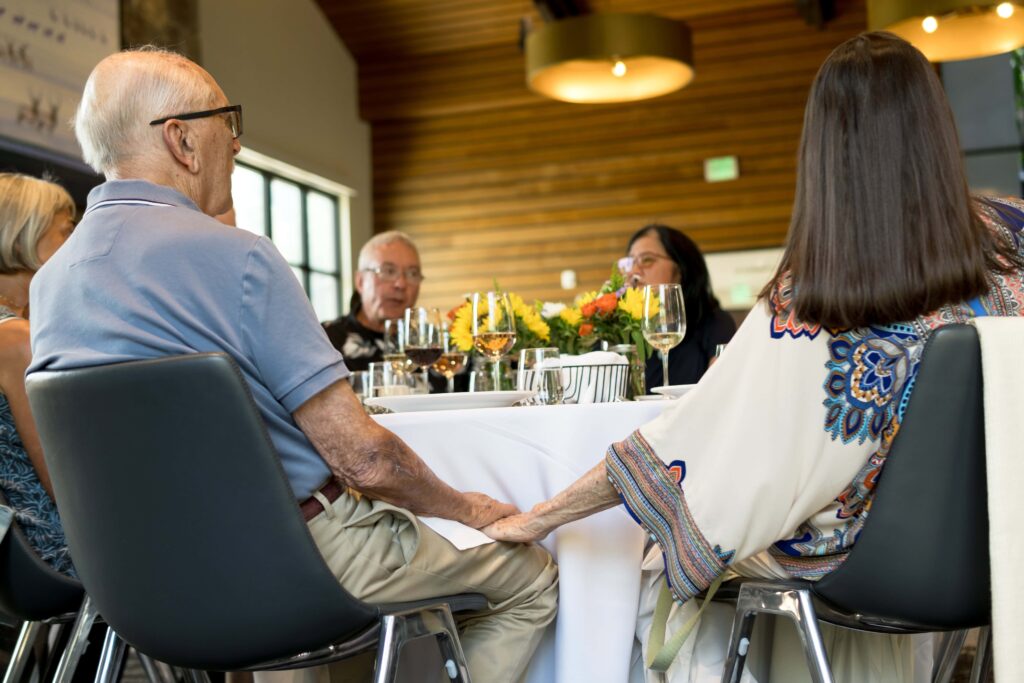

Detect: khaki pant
[306,491,559,682]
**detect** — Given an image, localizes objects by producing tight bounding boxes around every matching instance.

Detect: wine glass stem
[422,367,429,391]
[661,350,670,389]
[446,375,454,394]
[492,358,502,391]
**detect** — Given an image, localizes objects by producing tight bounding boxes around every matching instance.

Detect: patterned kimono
[609,197,1024,682]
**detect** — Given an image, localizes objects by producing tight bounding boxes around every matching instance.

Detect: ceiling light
[869,1,1024,61]
[525,13,694,104]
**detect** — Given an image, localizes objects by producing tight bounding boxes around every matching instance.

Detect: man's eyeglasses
[149,104,243,139]
[617,253,672,273]
[362,264,424,284]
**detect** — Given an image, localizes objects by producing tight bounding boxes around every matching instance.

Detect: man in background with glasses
[323,231,422,368]
[28,48,557,682]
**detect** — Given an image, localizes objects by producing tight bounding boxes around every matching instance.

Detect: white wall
[196,0,372,291]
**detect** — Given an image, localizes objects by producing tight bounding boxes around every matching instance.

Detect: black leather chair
[26,353,486,683]
[0,490,95,683]
[718,324,991,683]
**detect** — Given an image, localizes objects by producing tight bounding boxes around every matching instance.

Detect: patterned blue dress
[0,307,74,575]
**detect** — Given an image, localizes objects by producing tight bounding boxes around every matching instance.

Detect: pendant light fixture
[525,13,694,104]
[868,1,1024,61]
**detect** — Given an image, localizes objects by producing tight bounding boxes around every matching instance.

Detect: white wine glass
[472,292,516,391]
[642,284,686,390]
[433,329,468,394]
[404,307,442,391]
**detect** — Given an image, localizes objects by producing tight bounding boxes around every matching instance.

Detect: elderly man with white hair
[324,230,422,366]
[26,47,557,681]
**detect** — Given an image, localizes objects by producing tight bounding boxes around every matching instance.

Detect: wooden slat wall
[344,1,867,309]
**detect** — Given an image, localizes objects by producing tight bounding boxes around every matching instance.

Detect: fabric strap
[0,504,12,546]
[646,573,726,672]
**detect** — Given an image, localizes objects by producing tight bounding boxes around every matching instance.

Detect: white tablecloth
[375,400,671,683]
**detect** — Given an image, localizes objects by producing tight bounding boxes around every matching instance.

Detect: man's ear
[161,120,201,174]
[354,270,367,295]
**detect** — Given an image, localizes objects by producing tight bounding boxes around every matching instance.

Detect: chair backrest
[814,324,989,629]
[0,490,82,621]
[26,353,379,670]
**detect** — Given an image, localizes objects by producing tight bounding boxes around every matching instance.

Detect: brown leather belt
[300,478,345,522]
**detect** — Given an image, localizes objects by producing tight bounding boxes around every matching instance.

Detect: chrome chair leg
[54,594,99,683]
[373,615,402,683]
[719,583,834,683]
[184,669,212,683]
[433,606,470,682]
[3,621,42,683]
[931,630,968,683]
[969,627,992,683]
[135,650,173,683]
[373,605,473,683]
[93,627,127,683]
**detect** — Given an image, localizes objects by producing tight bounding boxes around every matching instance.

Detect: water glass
[517,348,564,405]
[378,361,415,396]
[348,370,370,402]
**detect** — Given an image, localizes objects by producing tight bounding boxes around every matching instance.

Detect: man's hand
[481,508,552,544]
[459,492,519,529]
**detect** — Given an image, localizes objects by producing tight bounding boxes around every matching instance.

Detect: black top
[321,313,463,393]
[644,308,737,390]
[322,313,384,372]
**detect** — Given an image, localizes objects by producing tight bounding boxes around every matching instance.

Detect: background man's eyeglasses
[149,104,243,139]
[362,264,424,284]
[617,254,672,273]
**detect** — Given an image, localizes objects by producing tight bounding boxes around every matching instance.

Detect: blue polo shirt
[27,179,348,500]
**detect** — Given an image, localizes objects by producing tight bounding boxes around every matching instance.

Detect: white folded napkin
[558,351,628,366]
[418,516,495,550]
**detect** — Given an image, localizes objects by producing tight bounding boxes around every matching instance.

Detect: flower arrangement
[542,270,655,360]
[446,272,655,361]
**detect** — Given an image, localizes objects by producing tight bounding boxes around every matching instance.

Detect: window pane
[307,191,338,272]
[232,165,266,236]
[271,179,304,264]
[310,273,340,321]
[291,266,307,293]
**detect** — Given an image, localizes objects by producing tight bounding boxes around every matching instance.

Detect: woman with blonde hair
[0,173,75,574]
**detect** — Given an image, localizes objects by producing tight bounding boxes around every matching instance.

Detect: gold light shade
[868,1,1024,61]
[525,13,694,104]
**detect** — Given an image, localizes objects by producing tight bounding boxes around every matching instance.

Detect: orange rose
[581,302,597,317]
[579,323,594,337]
[594,293,618,315]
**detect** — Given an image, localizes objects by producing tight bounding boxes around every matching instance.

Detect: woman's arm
[482,461,620,542]
[0,320,54,500]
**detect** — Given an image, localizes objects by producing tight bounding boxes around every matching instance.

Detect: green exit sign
[704,155,739,183]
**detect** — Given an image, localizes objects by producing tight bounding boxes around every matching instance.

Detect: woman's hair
[763,31,1023,329]
[0,174,74,273]
[627,224,721,328]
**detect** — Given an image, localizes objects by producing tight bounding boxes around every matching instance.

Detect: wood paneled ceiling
[316,0,801,60]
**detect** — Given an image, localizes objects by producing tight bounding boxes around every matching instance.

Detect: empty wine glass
[404,307,442,390]
[518,348,563,405]
[382,319,410,378]
[642,284,686,390]
[433,329,468,393]
[471,292,516,391]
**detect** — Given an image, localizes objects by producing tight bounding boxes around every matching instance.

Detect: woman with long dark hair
[620,224,736,388]
[484,32,1024,682]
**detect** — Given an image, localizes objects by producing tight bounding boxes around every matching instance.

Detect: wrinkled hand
[459,492,520,529]
[481,509,552,544]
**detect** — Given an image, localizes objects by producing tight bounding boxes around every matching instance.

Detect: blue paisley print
[0,310,74,575]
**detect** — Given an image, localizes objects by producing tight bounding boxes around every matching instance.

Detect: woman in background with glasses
[619,225,736,389]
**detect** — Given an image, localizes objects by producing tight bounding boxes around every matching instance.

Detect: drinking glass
[378,361,415,396]
[348,371,370,402]
[404,307,442,390]
[642,284,686,390]
[471,292,516,391]
[382,319,410,377]
[518,348,563,405]
[433,329,468,394]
